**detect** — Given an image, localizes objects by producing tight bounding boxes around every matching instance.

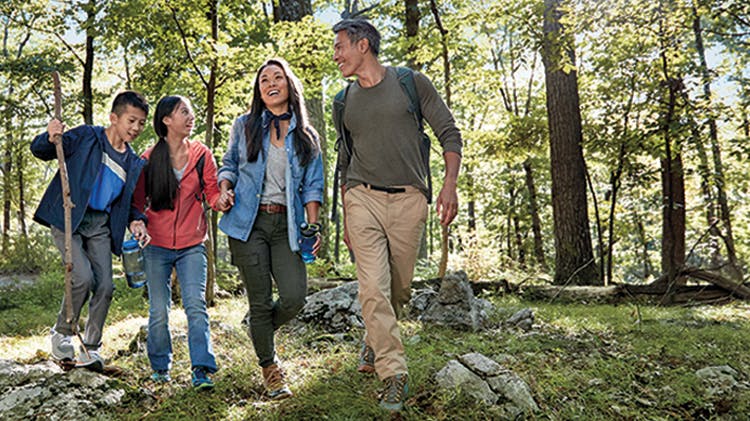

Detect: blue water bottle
[299,222,320,264]
[122,236,147,288]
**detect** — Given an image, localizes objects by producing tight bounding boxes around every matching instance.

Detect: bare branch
[167,3,208,87]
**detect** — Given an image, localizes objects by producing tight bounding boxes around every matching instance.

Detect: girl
[130,95,230,389]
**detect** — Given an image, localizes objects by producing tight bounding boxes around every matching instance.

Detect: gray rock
[67,367,109,388]
[0,359,134,420]
[408,288,437,317]
[436,271,474,306]
[459,352,503,378]
[695,365,742,398]
[487,371,539,412]
[420,272,491,331]
[435,359,498,405]
[298,281,362,332]
[491,354,518,366]
[506,308,534,331]
[0,359,62,389]
[435,354,538,415]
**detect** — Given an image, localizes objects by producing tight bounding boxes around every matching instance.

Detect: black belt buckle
[364,183,406,194]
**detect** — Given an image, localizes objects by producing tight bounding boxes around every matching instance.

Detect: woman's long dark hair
[244,58,320,166]
[145,95,186,211]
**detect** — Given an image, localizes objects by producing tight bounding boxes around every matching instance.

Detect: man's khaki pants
[345,184,427,380]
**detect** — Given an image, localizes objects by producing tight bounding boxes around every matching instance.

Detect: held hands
[216,188,235,212]
[129,220,151,247]
[47,119,65,143]
[436,181,459,226]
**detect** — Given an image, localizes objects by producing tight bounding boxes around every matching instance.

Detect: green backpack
[331,66,432,221]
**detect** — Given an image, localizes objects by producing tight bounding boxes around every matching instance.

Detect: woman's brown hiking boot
[262,363,292,400]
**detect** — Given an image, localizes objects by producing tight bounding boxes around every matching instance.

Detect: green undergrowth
[2,279,750,419]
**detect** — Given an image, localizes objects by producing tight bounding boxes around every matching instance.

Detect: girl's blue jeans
[144,243,216,373]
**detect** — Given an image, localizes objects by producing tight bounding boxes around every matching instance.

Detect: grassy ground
[2,272,750,420]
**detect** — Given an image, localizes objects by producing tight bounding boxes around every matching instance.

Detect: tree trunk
[604,80,635,285]
[405,0,419,69]
[523,159,547,270]
[635,217,652,280]
[691,3,741,280]
[307,95,329,259]
[17,144,27,240]
[3,105,12,252]
[82,0,96,125]
[656,13,687,290]
[404,0,429,259]
[660,153,686,285]
[430,0,453,278]
[542,0,597,285]
[199,0,220,307]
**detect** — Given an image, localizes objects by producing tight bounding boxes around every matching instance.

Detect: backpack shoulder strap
[395,66,433,203]
[195,152,206,204]
[395,66,423,130]
[331,83,352,221]
[333,84,353,155]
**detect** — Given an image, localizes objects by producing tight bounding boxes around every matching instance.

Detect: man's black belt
[362,183,406,194]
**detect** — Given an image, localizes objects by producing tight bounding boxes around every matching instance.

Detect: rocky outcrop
[435,353,538,417]
[0,359,139,420]
[297,281,363,332]
[418,271,493,331]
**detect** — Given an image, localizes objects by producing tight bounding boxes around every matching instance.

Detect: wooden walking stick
[51,72,76,325]
[438,225,449,278]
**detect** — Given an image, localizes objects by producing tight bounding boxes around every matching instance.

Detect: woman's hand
[216,188,235,212]
[129,220,151,246]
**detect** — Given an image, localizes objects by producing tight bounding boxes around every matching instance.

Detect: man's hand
[436,180,458,226]
[47,119,65,143]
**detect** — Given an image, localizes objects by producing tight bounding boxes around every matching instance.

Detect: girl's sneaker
[191,367,214,390]
[151,370,171,383]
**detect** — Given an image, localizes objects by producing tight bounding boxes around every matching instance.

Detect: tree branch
[167,3,208,87]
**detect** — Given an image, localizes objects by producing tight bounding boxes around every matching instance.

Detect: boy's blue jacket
[30,125,146,256]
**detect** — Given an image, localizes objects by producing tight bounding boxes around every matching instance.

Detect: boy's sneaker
[262,364,292,400]
[77,346,105,372]
[192,367,215,390]
[357,343,375,374]
[379,373,408,412]
[151,370,171,383]
[50,329,75,361]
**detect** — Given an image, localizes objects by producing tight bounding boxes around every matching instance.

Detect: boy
[31,91,149,372]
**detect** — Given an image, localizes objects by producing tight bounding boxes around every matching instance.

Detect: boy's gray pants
[51,209,113,350]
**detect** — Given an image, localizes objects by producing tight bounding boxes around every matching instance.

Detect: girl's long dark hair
[244,58,320,166]
[145,95,186,211]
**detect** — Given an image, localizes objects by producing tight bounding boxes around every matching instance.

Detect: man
[31,91,149,372]
[332,19,462,411]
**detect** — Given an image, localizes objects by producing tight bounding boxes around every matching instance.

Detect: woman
[217,58,324,400]
[130,95,229,390]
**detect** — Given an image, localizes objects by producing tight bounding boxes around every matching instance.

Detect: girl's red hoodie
[132,141,220,250]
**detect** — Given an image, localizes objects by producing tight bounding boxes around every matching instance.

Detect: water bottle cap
[122,238,139,250]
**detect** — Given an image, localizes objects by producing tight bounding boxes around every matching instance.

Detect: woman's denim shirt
[218,111,324,252]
